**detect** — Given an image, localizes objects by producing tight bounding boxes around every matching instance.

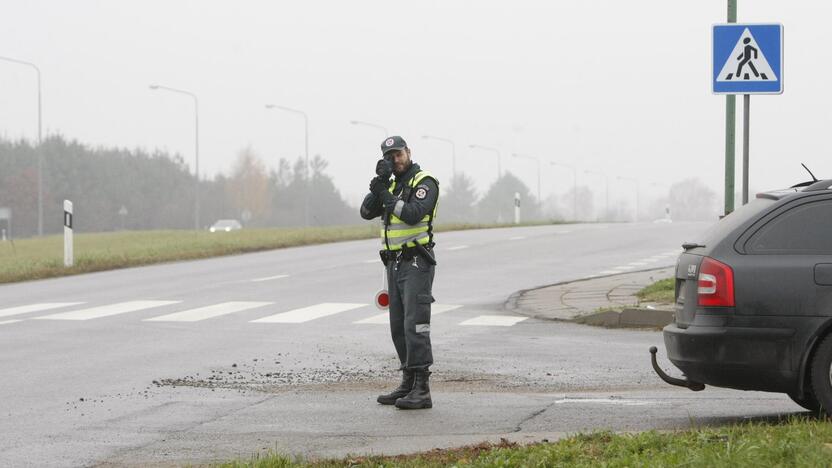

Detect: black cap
[380,135,407,155]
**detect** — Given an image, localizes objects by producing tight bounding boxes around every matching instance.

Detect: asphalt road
[0,222,806,467]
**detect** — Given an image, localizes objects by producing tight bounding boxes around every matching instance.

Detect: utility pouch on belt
[379,250,395,266]
[415,243,437,266]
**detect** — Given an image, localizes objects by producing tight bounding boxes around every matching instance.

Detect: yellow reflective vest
[380,170,438,251]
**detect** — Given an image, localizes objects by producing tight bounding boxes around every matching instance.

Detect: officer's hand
[369,176,389,196]
[375,158,393,180]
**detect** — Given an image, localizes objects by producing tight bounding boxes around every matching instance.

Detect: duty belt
[379,243,436,266]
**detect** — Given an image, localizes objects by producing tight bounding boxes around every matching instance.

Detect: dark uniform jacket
[360,163,439,225]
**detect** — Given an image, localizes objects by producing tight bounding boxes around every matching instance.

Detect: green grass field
[0,222,556,284]
[636,277,675,304]
[219,417,832,467]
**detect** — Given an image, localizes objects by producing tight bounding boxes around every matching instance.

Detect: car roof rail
[790,180,817,188]
[802,179,832,192]
[756,192,781,200]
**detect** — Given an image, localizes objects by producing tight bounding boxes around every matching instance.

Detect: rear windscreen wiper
[682,242,705,250]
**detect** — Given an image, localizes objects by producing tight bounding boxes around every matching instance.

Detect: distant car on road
[209,219,242,233]
[652,179,832,414]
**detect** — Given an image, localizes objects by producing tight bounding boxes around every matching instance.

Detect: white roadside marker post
[514,192,521,225]
[64,200,73,267]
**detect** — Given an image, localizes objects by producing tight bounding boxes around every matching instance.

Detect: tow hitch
[649,346,705,391]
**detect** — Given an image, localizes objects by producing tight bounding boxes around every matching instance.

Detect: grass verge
[0,221,561,284]
[219,417,832,467]
[636,277,675,304]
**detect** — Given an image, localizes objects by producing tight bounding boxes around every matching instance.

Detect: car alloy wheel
[810,334,832,417]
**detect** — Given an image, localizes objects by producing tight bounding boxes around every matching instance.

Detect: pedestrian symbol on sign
[717,28,777,82]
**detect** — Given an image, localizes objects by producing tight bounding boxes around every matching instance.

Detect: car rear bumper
[663,323,797,393]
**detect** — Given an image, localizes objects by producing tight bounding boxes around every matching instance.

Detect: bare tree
[226,147,271,224]
[669,178,719,221]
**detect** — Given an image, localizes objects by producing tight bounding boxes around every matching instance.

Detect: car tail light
[697,257,735,307]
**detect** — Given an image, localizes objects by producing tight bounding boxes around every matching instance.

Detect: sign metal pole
[742,94,750,205]
[724,0,737,216]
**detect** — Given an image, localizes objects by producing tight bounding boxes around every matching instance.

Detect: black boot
[377,369,415,405]
[395,369,432,409]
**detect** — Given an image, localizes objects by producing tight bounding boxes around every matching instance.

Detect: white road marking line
[144,301,273,322]
[354,313,389,325]
[433,304,463,315]
[554,398,650,406]
[251,274,289,282]
[0,302,84,319]
[251,303,365,324]
[584,275,599,279]
[627,262,648,267]
[35,301,181,321]
[598,270,619,275]
[553,230,572,234]
[0,319,22,326]
[611,266,635,271]
[354,304,462,324]
[460,315,528,327]
[446,245,469,251]
[509,236,526,241]
[363,259,380,264]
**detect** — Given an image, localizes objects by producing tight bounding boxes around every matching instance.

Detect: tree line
[0,136,356,237]
[0,134,721,238]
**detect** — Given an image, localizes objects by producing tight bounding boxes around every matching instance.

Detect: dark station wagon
[651,178,832,414]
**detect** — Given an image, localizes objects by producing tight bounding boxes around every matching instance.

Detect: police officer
[360,135,439,410]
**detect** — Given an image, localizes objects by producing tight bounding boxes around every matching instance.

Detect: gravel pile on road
[152,351,397,392]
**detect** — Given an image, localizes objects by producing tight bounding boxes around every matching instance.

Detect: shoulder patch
[415,184,429,200]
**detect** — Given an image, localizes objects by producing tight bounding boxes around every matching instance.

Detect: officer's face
[390,148,411,175]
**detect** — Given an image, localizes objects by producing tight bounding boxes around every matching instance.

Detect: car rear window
[700,198,775,248]
[746,200,832,254]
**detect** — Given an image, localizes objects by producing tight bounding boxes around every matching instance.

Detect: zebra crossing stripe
[251,275,289,283]
[0,302,84,319]
[251,303,365,324]
[144,301,273,322]
[354,304,462,324]
[0,319,22,326]
[460,315,528,327]
[35,301,181,321]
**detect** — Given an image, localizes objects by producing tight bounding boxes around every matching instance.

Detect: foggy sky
[0,1,827,209]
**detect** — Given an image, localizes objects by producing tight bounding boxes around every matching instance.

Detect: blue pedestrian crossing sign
[712,24,783,94]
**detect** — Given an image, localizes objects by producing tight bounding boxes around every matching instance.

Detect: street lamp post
[551,162,577,221]
[468,144,501,181]
[149,84,200,230]
[617,176,640,222]
[512,153,541,204]
[350,120,388,139]
[584,170,609,221]
[0,55,43,235]
[266,104,310,226]
[422,135,456,180]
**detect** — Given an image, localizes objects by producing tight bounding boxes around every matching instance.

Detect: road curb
[574,307,674,329]
[507,267,675,329]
